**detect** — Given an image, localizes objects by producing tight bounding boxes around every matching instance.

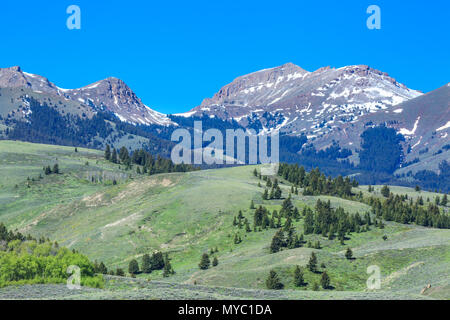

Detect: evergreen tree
[245,219,251,233]
[266,270,284,290]
[250,200,255,209]
[233,234,242,244]
[294,265,305,287]
[274,186,282,199]
[150,251,165,270]
[435,196,441,206]
[212,256,218,267]
[270,230,284,253]
[97,262,108,274]
[345,247,353,260]
[381,185,390,197]
[320,271,331,289]
[199,253,211,270]
[280,196,294,217]
[307,252,318,272]
[105,144,111,161]
[128,259,139,275]
[111,148,118,164]
[141,254,152,273]
[262,189,269,200]
[442,194,448,207]
[163,254,175,277]
[44,166,52,175]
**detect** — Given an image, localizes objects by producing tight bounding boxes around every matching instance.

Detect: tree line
[104,145,198,175]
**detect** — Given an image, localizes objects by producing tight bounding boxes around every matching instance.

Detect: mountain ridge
[0,66,171,126]
[0,63,448,175]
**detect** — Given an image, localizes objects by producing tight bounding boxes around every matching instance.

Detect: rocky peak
[0,67,172,126]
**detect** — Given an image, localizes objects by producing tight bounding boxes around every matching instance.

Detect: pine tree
[270,230,284,253]
[199,253,211,270]
[245,219,251,233]
[44,166,52,175]
[128,259,139,275]
[307,252,318,272]
[381,185,390,197]
[97,262,108,274]
[320,271,330,289]
[105,144,111,160]
[262,189,269,200]
[294,265,305,287]
[250,200,255,209]
[142,254,152,273]
[266,270,284,290]
[150,251,165,270]
[253,168,258,177]
[111,148,118,164]
[163,254,175,277]
[212,256,218,267]
[234,233,242,244]
[345,247,353,260]
[274,186,282,199]
[435,196,441,206]
[442,194,448,207]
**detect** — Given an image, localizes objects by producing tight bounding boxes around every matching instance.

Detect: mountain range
[0,63,448,179]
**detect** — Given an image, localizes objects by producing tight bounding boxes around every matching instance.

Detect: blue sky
[1,0,448,114]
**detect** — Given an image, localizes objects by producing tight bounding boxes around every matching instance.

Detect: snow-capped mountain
[1,64,447,170]
[190,63,423,137]
[0,66,171,126]
[186,62,448,166]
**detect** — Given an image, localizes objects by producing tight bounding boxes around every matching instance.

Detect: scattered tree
[128,259,139,275]
[199,253,211,270]
[320,271,331,289]
[266,270,284,290]
[294,265,305,287]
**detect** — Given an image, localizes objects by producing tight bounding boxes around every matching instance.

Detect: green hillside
[0,140,449,299]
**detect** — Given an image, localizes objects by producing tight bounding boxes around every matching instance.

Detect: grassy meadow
[0,140,448,299]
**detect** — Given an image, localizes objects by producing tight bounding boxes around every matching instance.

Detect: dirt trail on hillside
[81,176,178,207]
[20,175,180,234]
[382,261,425,286]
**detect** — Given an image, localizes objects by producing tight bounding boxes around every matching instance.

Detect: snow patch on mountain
[400,117,421,135]
[437,121,450,132]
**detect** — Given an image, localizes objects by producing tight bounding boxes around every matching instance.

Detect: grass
[0,140,449,299]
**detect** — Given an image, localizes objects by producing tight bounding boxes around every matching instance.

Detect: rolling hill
[0,140,448,299]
